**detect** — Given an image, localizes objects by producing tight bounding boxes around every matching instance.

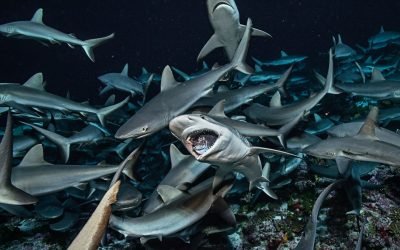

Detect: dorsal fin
[202,62,209,70]
[169,144,189,168]
[280,51,288,57]
[270,91,282,107]
[364,56,373,64]
[18,144,52,167]
[356,107,378,138]
[332,36,337,46]
[371,68,385,81]
[314,113,322,123]
[121,64,129,76]
[208,100,227,117]
[31,8,44,24]
[23,73,45,91]
[160,66,178,92]
[255,64,263,72]
[338,34,343,44]
[380,26,385,33]
[141,67,148,75]
[104,94,115,106]
[157,185,186,203]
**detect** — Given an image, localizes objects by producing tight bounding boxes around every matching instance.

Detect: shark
[0,112,38,205]
[143,144,211,214]
[169,113,296,195]
[243,50,334,126]
[331,68,400,99]
[0,8,114,62]
[0,73,129,126]
[110,176,234,243]
[252,51,308,67]
[304,107,400,175]
[192,65,292,113]
[197,0,270,61]
[98,64,145,96]
[10,143,142,197]
[22,122,105,163]
[368,26,400,48]
[115,18,254,139]
[332,34,357,59]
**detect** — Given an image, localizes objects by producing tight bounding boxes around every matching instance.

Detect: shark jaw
[213,2,233,13]
[186,129,219,160]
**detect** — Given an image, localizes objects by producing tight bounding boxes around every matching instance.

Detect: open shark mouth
[213,2,232,13]
[187,130,219,156]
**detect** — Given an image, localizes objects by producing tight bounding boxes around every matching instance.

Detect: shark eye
[200,115,206,120]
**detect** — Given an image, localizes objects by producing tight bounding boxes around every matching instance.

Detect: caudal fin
[231,18,253,74]
[277,112,303,148]
[97,97,129,127]
[0,112,38,205]
[22,122,70,163]
[82,33,115,62]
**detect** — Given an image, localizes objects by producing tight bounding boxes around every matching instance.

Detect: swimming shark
[304,107,400,174]
[332,34,357,59]
[0,74,129,126]
[98,64,145,96]
[197,0,270,61]
[109,177,234,243]
[368,26,400,48]
[0,112,38,205]
[169,113,296,195]
[115,18,253,139]
[192,65,292,113]
[331,68,400,99]
[0,8,114,62]
[22,122,105,163]
[143,144,211,214]
[11,143,142,197]
[243,50,334,126]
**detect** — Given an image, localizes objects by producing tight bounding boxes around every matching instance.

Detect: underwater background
[0,0,399,249]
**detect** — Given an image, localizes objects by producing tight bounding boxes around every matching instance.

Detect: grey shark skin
[143,144,210,214]
[304,107,400,174]
[327,121,400,148]
[193,65,292,113]
[169,114,296,194]
[332,34,357,59]
[13,135,40,158]
[11,144,141,197]
[98,64,144,96]
[0,79,129,126]
[244,50,334,126]
[0,112,38,205]
[0,9,114,62]
[368,26,400,47]
[109,177,233,243]
[22,122,105,163]
[333,68,400,99]
[115,19,253,139]
[204,99,301,147]
[198,0,270,61]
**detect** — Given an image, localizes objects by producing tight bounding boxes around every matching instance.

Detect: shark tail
[276,65,293,97]
[21,122,71,164]
[82,33,115,62]
[0,112,38,205]
[251,162,278,200]
[277,113,303,148]
[97,97,129,127]
[118,142,145,181]
[231,18,254,75]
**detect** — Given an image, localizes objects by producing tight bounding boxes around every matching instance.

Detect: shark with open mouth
[169,114,297,198]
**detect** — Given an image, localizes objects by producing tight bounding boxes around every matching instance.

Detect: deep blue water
[0,0,399,100]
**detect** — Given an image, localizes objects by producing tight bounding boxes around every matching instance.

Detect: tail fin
[0,112,37,205]
[118,142,145,182]
[252,162,278,199]
[97,97,129,127]
[277,112,303,148]
[314,51,338,95]
[231,18,253,74]
[276,65,293,97]
[82,33,115,62]
[21,122,71,164]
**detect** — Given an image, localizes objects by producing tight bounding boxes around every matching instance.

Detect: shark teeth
[187,129,218,156]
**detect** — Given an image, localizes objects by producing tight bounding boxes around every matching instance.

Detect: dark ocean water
[0,0,399,100]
